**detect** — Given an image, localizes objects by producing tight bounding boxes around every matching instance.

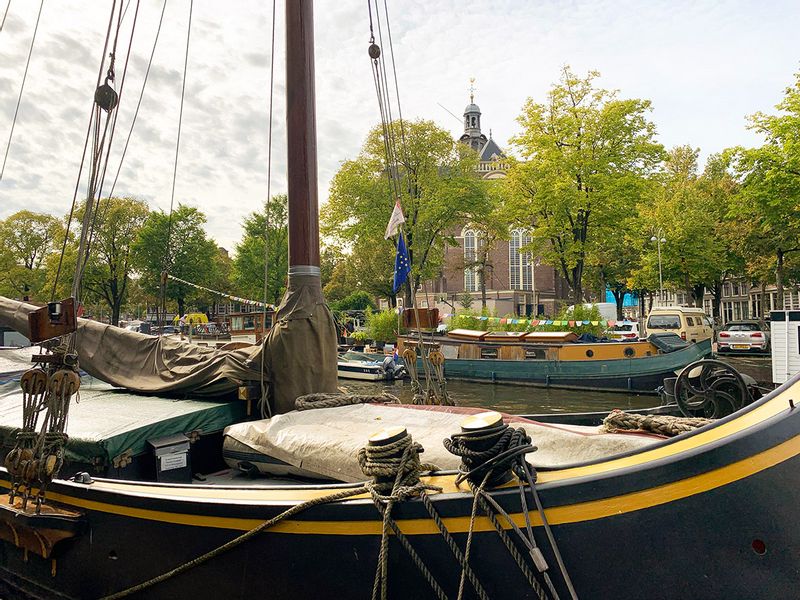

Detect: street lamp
[650,229,666,305]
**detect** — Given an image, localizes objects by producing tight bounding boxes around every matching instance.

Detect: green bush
[351,330,368,342]
[366,309,402,342]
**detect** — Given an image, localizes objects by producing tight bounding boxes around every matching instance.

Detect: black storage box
[148,433,192,483]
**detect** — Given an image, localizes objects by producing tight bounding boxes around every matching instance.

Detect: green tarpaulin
[0,378,247,468]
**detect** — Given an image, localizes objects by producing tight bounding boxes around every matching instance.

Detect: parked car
[717,320,770,353]
[645,306,713,343]
[606,322,641,341]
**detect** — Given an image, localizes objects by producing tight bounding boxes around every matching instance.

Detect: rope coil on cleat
[444,412,580,600]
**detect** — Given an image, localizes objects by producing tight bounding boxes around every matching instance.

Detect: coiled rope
[601,409,713,437]
[294,391,400,411]
[445,419,579,600]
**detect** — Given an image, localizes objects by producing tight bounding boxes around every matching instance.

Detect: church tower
[459,79,487,151]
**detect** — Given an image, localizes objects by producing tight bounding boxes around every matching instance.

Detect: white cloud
[0,0,798,251]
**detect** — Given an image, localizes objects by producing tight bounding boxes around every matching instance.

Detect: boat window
[524,348,545,360]
[480,347,498,359]
[647,314,680,329]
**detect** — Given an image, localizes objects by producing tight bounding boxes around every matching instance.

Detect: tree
[132,204,219,317]
[330,290,377,312]
[463,181,509,310]
[730,71,800,308]
[75,197,149,325]
[505,67,663,305]
[322,119,487,306]
[0,210,62,301]
[232,194,288,306]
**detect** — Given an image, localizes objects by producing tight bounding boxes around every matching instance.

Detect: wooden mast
[286,0,320,273]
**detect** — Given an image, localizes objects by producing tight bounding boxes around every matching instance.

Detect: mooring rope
[294,392,400,411]
[601,409,713,437]
[445,421,580,600]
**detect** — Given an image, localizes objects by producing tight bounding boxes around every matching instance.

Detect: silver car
[717,320,770,353]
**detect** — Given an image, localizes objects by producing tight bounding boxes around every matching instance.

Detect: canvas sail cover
[0,296,263,396]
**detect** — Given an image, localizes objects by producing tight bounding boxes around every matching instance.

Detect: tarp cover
[223,404,661,482]
[0,347,37,382]
[0,378,246,467]
[0,296,263,397]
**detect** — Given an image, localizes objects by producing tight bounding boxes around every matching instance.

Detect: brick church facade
[416,96,571,318]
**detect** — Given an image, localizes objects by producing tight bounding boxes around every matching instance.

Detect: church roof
[479,137,505,161]
[464,103,481,115]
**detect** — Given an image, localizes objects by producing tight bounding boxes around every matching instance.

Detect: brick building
[416,96,571,317]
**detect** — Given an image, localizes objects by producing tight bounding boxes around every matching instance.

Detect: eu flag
[393,232,411,294]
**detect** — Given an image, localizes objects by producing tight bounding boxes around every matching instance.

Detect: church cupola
[463,78,482,148]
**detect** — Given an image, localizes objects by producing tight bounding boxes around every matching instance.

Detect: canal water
[338,378,659,415]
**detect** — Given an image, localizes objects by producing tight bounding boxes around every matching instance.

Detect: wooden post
[286,0,320,272]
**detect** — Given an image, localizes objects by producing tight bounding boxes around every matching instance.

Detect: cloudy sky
[0,0,798,251]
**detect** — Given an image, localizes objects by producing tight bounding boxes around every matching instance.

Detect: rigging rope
[107,0,167,200]
[365,0,450,406]
[51,0,118,300]
[159,0,193,332]
[260,0,277,419]
[0,0,10,33]
[0,0,44,182]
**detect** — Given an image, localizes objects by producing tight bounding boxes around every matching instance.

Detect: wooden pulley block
[428,351,445,366]
[48,370,81,397]
[43,455,58,477]
[5,449,20,474]
[402,348,417,364]
[22,459,38,482]
[21,369,48,396]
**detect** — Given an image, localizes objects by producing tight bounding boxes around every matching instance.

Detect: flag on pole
[393,233,411,293]
[384,198,406,239]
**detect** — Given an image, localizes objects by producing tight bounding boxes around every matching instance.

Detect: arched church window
[509,229,533,291]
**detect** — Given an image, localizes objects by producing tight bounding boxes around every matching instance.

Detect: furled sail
[0,296,263,397]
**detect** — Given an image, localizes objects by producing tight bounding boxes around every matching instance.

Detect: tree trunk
[479,265,487,310]
[712,280,723,323]
[112,301,121,327]
[692,283,705,308]
[177,298,185,318]
[404,280,413,310]
[611,288,624,320]
[760,282,766,319]
[776,248,784,310]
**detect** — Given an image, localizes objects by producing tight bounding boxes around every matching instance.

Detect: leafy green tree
[462,181,509,310]
[729,71,800,308]
[132,204,219,316]
[232,194,288,306]
[505,66,663,305]
[0,210,62,301]
[75,197,149,325]
[323,119,487,306]
[330,290,376,312]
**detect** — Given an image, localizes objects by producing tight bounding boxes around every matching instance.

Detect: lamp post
[650,229,666,305]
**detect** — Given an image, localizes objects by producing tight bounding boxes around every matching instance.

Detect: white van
[646,306,713,343]
[567,303,618,322]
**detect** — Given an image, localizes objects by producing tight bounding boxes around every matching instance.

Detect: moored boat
[397,328,713,393]
[337,351,406,381]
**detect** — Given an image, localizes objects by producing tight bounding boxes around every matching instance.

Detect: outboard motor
[381,355,407,380]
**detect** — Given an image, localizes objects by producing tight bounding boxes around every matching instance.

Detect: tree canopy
[232,194,288,306]
[0,210,62,301]
[322,119,487,306]
[505,67,663,304]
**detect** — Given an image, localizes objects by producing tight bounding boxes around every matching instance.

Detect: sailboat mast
[286,0,320,273]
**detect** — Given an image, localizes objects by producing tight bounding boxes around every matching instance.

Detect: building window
[723,301,734,323]
[509,229,533,291]
[463,229,477,292]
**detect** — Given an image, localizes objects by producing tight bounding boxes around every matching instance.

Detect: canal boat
[337,351,406,381]
[0,2,798,599]
[397,328,712,393]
